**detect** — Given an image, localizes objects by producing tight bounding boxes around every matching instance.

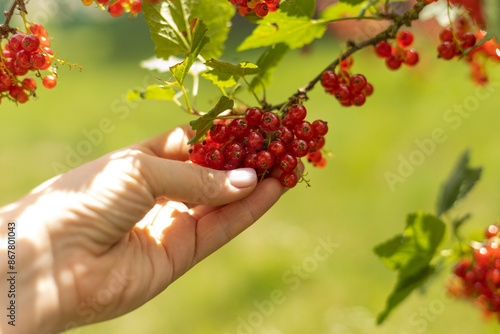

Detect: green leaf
[238,0,326,51]
[188,96,234,145]
[202,59,259,88]
[436,149,482,217]
[170,19,210,85]
[249,43,289,93]
[374,212,446,323]
[485,0,500,40]
[127,85,176,101]
[320,2,365,21]
[376,266,435,324]
[143,0,233,60]
[191,0,234,59]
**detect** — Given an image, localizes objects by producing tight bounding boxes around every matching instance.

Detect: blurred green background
[1,2,500,333]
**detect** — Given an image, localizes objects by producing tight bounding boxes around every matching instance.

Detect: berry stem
[1,0,27,39]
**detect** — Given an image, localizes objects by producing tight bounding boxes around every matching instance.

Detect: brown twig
[268,1,428,112]
[1,0,27,39]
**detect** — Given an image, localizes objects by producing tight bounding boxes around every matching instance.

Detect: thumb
[141,155,258,206]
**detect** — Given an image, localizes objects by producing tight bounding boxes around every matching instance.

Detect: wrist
[0,206,62,334]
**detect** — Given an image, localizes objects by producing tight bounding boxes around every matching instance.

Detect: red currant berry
[246,130,264,150]
[223,141,245,162]
[294,121,315,140]
[29,23,48,38]
[210,123,231,143]
[461,32,477,49]
[275,126,294,144]
[287,104,307,124]
[439,27,454,42]
[288,139,309,157]
[474,247,491,267]
[228,118,251,138]
[362,83,374,96]
[16,90,29,104]
[486,225,500,239]
[351,93,366,107]
[245,107,263,126]
[307,151,322,164]
[438,42,456,60]
[396,30,414,48]
[280,171,298,188]
[350,74,367,92]
[278,153,298,172]
[385,54,403,70]
[333,84,351,101]
[375,41,392,58]
[404,49,419,66]
[42,75,57,89]
[22,34,41,53]
[341,56,353,71]
[260,112,281,132]
[108,2,125,17]
[8,33,25,53]
[130,0,143,14]
[21,77,36,91]
[30,52,46,69]
[188,143,205,164]
[312,120,328,136]
[321,70,339,88]
[254,2,269,17]
[269,141,286,157]
[16,50,32,68]
[243,150,258,169]
[256,150,274,169]
[205,148,224,169]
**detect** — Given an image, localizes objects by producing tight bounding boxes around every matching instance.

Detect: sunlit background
[1,1,500,333]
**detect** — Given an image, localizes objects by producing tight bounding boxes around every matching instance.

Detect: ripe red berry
[288,139,309,157]
[30,52,47,69]
[404,49,419,66]
[375,41,392,58]
[21,77,36,91]
[108,2,125,17]
[333,84,351,101]
[8,33,25,52]
[287,104,307,124]
[461,32,477,49]
[294,121,315,140]
[223,141,245,162]
[312,120,328,136]
[260,112,281,132]
[350,74,367,92]
[280,171,298,188]
[278,153,298,172]
[246,130,264,150]
[362,83,374,96]
[245,107,263,126]
[269,141,286,157]
[486,225,500,239]
[205,147,224,169]
[351,93,366,107]
[321,70,339,88]
[274,126,294,144]
[385,54,403,70]
[254,2,269,17]
[396,30,414,48]
[210,123,231,143]
[188,143,205,164]
[440,27,454,42]
[438,41,456,60]
[22,34,41,53]
[42,75,57,89]
[256,150,274,169]
[228,118,251,137]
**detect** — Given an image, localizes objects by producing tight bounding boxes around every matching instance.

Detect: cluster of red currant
[83,0,159,17]
[374,30,419,70]
[188,104,328,188]
[447,224,500,321]
[320,59,374,108]
[437,26,477,61]
[1,23,56,104]
[229,0,280,18]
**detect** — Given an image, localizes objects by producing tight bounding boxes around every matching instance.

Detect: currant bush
[447,223,500,321]
[188,104,328,188]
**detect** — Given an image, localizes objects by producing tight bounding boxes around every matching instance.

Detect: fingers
[191,176,284,264]
[141,154,258,206]
[137,125,195,161]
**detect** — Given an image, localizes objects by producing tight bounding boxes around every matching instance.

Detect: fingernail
[226,168,257,188]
